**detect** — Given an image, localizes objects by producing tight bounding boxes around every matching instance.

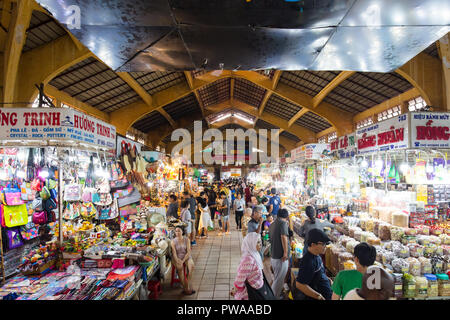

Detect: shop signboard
[356,114,409,154]
[410,112,450,148]
[0,108,116,149]
[116,135,143,157]
[330,132,356,158]
[294,143,330,161]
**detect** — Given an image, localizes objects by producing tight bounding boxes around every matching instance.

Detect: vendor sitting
[171,227,196,295]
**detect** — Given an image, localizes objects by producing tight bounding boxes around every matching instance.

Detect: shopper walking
[247,206,263,235]
[231,233,274,300]
[344,266,395,300]
[299,205,335,254]
[269,208,290,299]
[197,197,211,239]
[268,188,281,217]
[294,229,333,300]
[218,191,231,235]
[166,194,179,219]
[332,242,377,300]
[233,192,245,231]
[171,227,195,295]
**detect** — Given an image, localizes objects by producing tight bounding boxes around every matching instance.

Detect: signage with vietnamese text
[0,108,116,149]
[356,114,409,154]
[330,133,356,158]
[411,112,450,148]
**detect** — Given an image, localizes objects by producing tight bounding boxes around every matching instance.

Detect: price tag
[401,267,409,273]
[395,284,402,290]
[408,285,416,290]
[444,283,450,289]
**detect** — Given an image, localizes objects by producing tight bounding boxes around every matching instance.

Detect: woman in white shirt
[196,197,211,239]
[233,192,246,231]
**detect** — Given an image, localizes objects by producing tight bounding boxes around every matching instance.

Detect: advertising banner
[117,135,143,157]
[0,108,116,149]
[330,133,356,158]
[294,144,330,161]
[356,114,409,154]
[410,112,450,148]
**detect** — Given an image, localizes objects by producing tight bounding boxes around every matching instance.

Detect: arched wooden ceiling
[0,2,447,154]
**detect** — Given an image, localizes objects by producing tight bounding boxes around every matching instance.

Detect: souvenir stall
[0,108,167,300]
[308,112,450,300]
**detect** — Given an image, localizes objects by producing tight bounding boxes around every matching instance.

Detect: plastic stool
[170,263,187,288]
[148,280,162,300]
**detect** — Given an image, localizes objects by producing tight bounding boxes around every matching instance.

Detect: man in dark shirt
[166,194,179,219]
[295,229,333,300]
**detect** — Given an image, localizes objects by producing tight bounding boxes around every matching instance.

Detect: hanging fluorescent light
[233,113,254,124]
[210,112,232,124]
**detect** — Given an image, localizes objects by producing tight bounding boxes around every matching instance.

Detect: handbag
[96,178,110,193]
[245,272,276,300]
[93,192,112,206]
[64,183,81,201]
[80,202,97,219]
[20,182,35,201]
[39,186,51,200]
[32,197,44,211]
[32,210,47,225]
[82,187,96,203]
[5,227,24,250]
[110,178,129,190]
[2,183,25,206]
[97,199,119,220]
[46,209,56,223]
[63,202,81,220]
[44,198,57,212]
[117,187,141,208]
[50,188,57,201]
[31,178,43,191]
[20,223,39,240]
[113,185,134,199]
[1,204,28,227]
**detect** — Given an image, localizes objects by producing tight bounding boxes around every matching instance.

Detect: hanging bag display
[5,227,24,250]
[32,210,48,225]
[110,177,129,190]
[93,192,113,206]
[82,187,96,203]
[95,177,110,194]
[117,187,141,208]
[20,182,35,201]
[32,197,44,212]
[97,199,119,220]
[2,183,25,206]
[63,202,81,220]
[64,183,81,201]
[2,204,28,227]
[44,197,57,212]
[80,202,97,219]
[31,178,43,191]
[39,186,51,200]
[113,185,134,199]
[20,223,39,240]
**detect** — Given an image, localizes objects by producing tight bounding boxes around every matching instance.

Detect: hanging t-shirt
[331,270,363,299]
[269,195,281,216]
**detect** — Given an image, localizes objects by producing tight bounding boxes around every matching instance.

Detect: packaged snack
[403,273,416,298]
[392,258,410,274]
[406,257,421,276]
[424,274,438,297]
[415,276,428,298]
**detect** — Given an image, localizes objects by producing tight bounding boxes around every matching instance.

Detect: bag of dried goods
[407,243,424,258]
[379,224,391,241]
[439,234,450,245]
[425,274,438,297]
[390,227,405,241]
[394,244,410,259]
[367,236,381,246]
[382,251,396,265]
[392,211,409,228]
[405,228,417,236]
[416,225,430,235]
[415,276,428,298]
[373,220,380,236]
[392,258,410,274]
[354,230,362,241]
[406,257,421,276]
[418,257,432,274]
[431,256,444,274]
[403,273,416,298]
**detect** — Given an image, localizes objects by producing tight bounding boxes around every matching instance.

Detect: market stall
[0,107,183,300]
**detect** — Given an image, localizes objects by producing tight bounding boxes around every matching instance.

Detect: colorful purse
[63,202,81,220]
[110,178,129,190]
[20,182,35,201]
[32,210,47,225]
[97,199,119,220]
[82,187,96,203]
[31,178,43,191]
[80,202,97,219]
[2,183,25,206]
[32,197,44,211]
[44,198,57,212]
[2,204,28,227]
[64,183,81,201]
[95,178,110,193]
[6,227,24,249]
[39,186,51,200]
[113,185,134,199]
[93,192,112,206]
[20,223,39,240]
[117,188,141,208]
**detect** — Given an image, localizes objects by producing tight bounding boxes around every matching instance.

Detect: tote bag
[245,272,276,300]
[117,188,141,208]
[20,182,35,201]
[64,184,81,201]
[2,204,28,227]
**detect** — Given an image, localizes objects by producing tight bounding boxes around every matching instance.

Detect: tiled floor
[159,223,244,300]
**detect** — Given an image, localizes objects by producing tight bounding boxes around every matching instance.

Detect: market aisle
[159,223,244,300]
